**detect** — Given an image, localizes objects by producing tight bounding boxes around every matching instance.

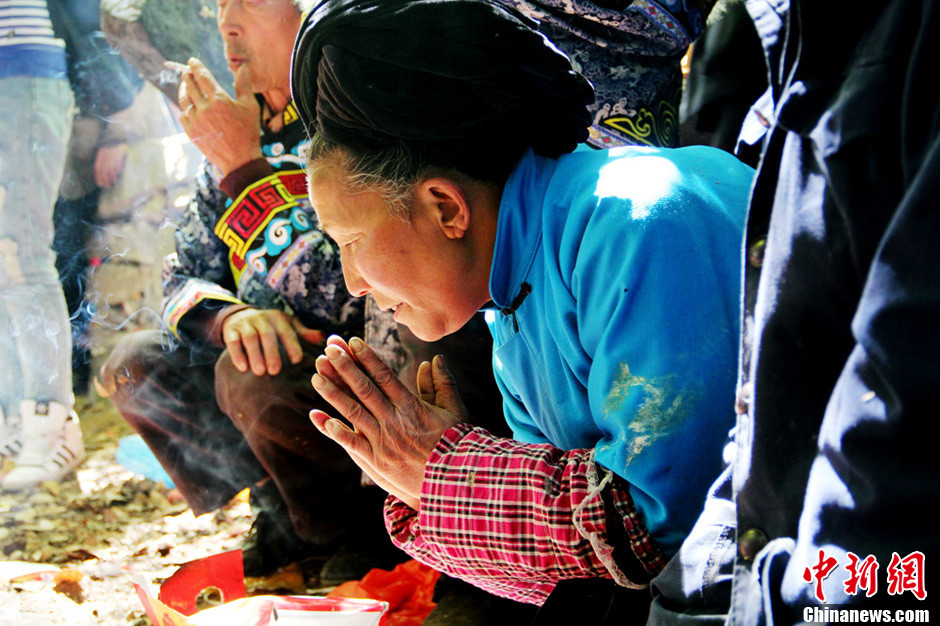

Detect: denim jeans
[0,76,75,417]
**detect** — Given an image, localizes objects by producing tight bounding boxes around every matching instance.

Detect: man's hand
[310,335,467,511]
[221,308,325,376]
[178,57,263,176]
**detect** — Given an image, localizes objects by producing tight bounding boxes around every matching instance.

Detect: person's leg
[53,189,99,395]
[102,330,267,513]
[215,343,400,577]
[0,299,23,461]
[0,76,75,413]
[0,76,83,489]
[54,114,107,396]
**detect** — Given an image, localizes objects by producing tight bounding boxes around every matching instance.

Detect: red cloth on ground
[329,559,440,626]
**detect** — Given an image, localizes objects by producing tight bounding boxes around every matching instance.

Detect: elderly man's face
[217,0,302,94]
[308,164,486,342]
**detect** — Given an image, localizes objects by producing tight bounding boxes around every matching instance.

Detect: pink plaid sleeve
[384,424,667,606]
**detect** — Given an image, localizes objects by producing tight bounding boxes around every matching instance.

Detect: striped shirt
[0,0,66,79]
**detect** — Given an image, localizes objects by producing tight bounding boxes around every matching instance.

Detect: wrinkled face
[216,0,301,93]
[308,162,483,342]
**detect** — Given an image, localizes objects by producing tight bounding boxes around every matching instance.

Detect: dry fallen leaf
[1,395,255,624]
[53,568,84,603]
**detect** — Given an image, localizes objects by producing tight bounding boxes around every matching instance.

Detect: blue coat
[486,146,754,553]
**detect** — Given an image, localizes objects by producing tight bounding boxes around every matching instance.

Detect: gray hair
[306,134,423,220]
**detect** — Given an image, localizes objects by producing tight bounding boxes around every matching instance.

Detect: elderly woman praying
[291,0,754,613]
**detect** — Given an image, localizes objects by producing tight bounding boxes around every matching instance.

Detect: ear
[415,177,471,240]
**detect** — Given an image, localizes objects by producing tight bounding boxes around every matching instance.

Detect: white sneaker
[1,399,85,491]
[0,403,21,460]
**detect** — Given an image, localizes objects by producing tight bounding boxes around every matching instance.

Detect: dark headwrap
[291,0,594,180]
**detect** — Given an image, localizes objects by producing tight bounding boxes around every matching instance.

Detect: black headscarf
[290,0,594,181]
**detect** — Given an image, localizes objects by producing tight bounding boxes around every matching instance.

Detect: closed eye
[321,229,358,249]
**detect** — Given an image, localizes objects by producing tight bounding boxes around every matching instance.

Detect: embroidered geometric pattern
[280,171,307,197]
[282,100,300,126]
[162,109,362,338]
[214,170,306,276]
[597,98,680,148]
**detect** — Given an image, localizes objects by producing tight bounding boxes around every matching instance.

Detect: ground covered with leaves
[0,394,269,625]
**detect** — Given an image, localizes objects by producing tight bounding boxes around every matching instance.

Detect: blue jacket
[486,146,753,553]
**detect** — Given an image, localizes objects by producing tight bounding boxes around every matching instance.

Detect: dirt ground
[0,393,332,626]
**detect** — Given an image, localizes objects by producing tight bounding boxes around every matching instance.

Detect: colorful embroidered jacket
[385,146,753,604]
[162,101,363,344]
[499,0,715,148]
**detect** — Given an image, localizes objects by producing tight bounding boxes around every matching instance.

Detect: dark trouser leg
[53,191,98,395]
[101,330,266,513]
[214,344,388,547]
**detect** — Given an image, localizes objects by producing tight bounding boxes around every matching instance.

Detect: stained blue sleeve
[574,147,751,552]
